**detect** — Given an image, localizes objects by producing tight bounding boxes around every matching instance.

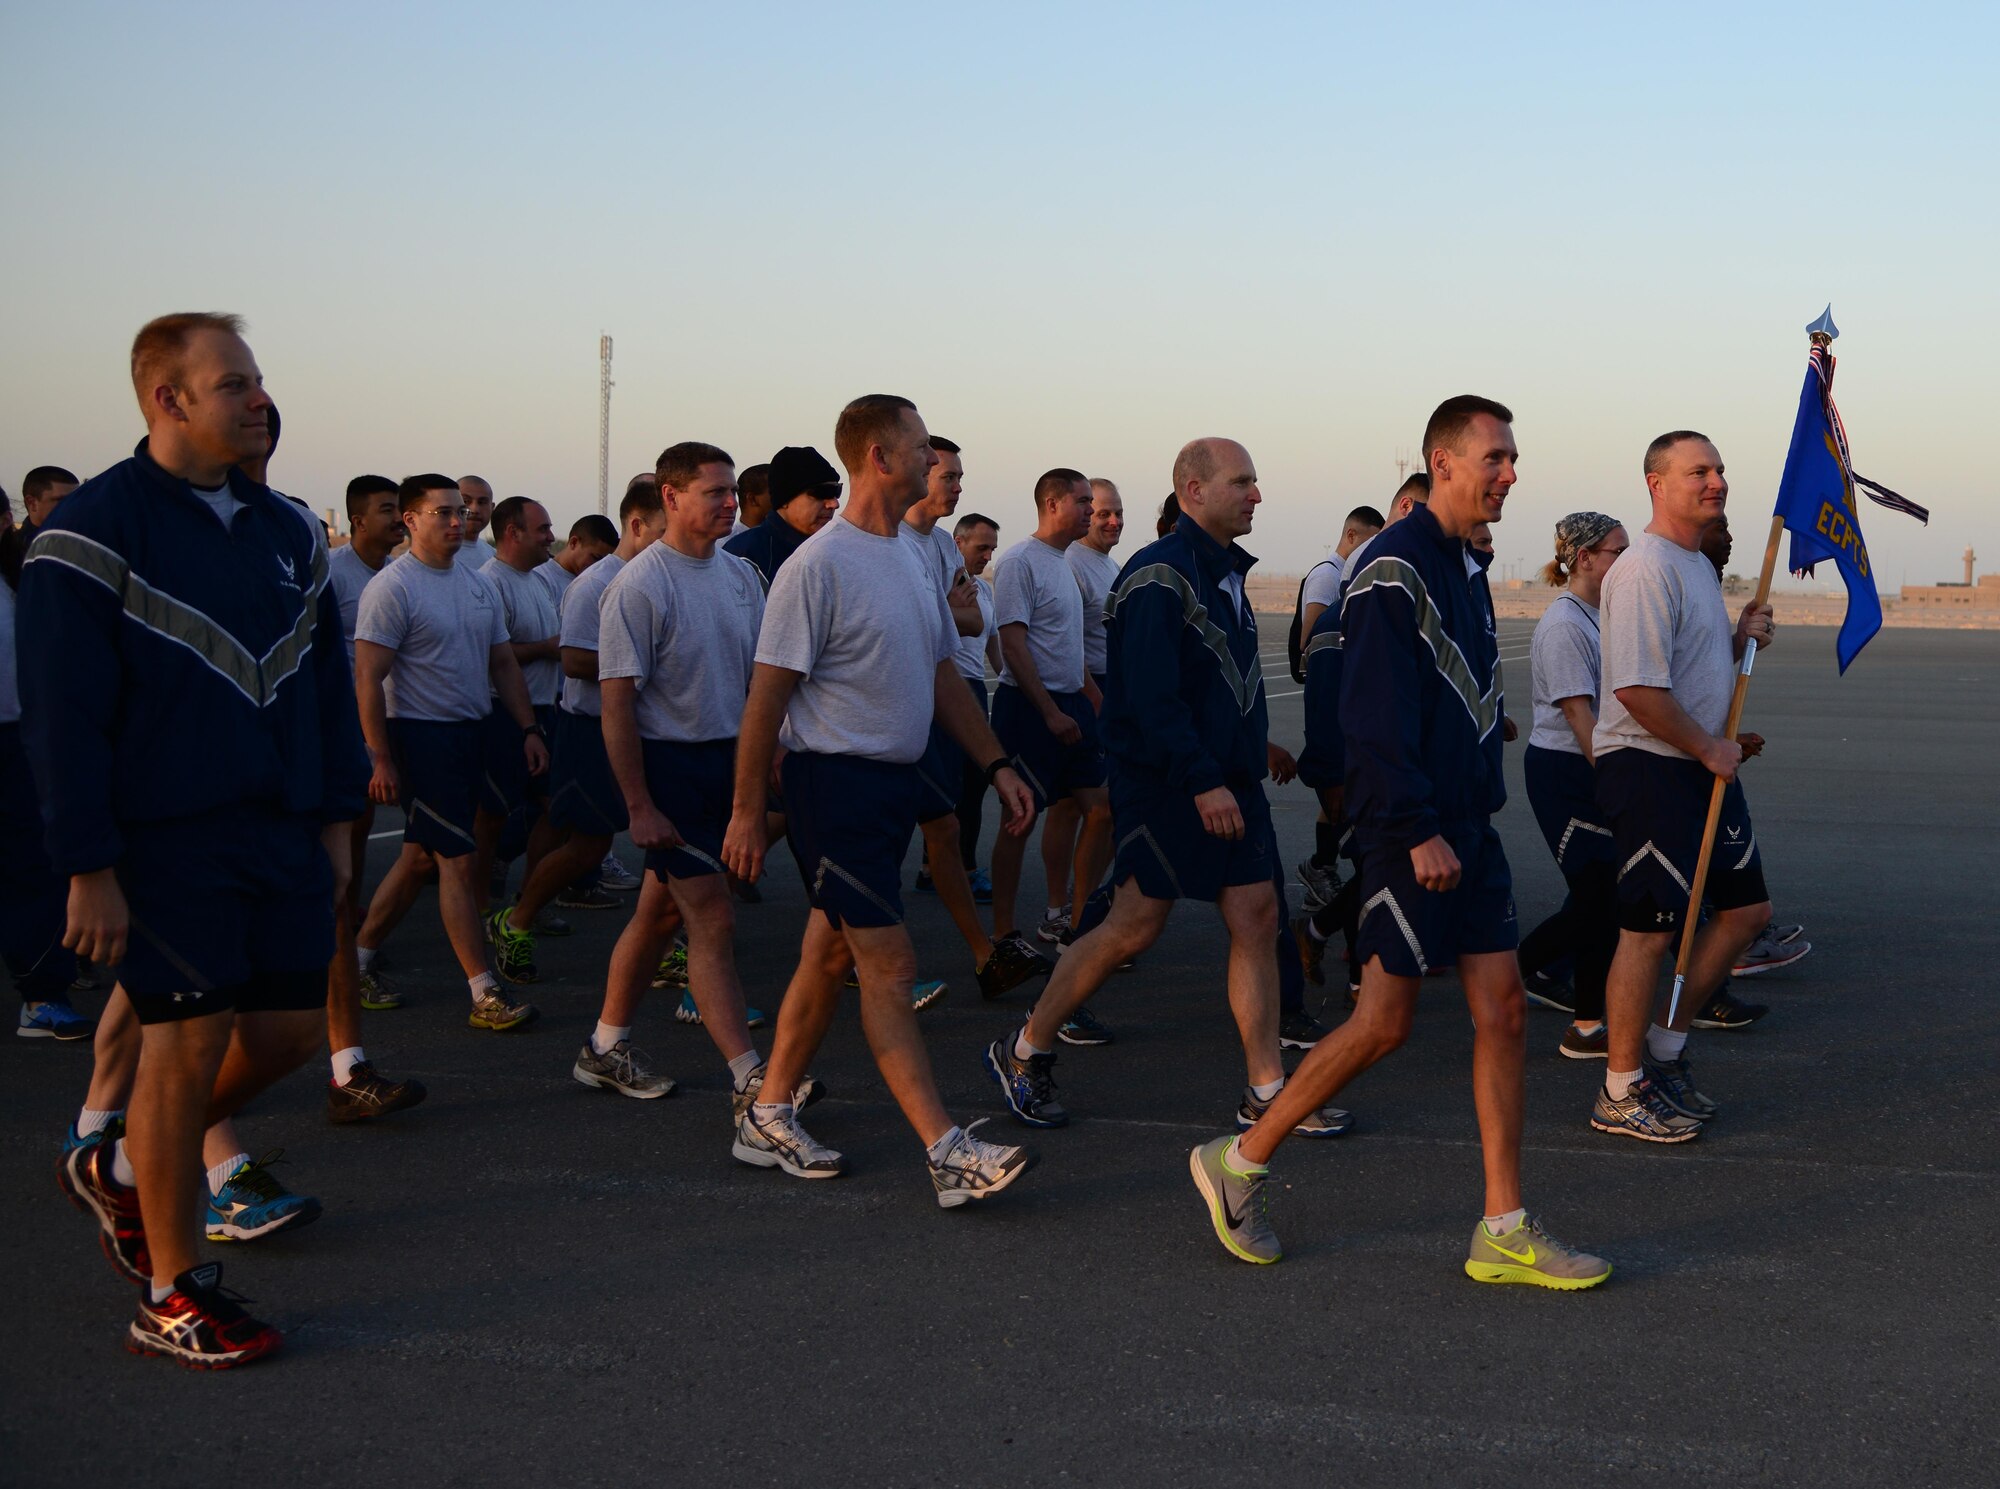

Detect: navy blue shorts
[1353,821,1517,977]
[0,723,75,999]
[115,808,333,1025]
[389,717,483,859]
[1110,775,1273,904]
[548,708,628,837]
[643,737,734,881]
[782,752,919,929]
[1523,745,1614,875]
[914,718,965,824]
[991,684,1105,809]
[1597,748,1767,933]
[480,704,556,814]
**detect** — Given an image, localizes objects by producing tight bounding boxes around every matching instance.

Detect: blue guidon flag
[1771,306,1929,672]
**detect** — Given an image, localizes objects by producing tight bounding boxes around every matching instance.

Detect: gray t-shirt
[993,536,1086,694]
[1594,531,1735,761]
[534,558,572,608]
[757,517,957,763]
[1529,592,1601,755]
[558,553,625,716]
[354,552,506,722]
[898,520,962,599]
[482,555,563,707]
[1067,542,1121,677]
[1300,555,1344,610]
[598,540,764,742]
[328,544,382,665]
[954,574,995,682]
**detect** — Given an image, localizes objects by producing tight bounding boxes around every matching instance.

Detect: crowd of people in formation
[5,312,1815,1369]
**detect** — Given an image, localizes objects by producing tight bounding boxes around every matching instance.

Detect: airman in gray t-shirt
[1593,531,1734,761]
[354,553,507,722]
[597,540,764,742]
[992,536,1085,694]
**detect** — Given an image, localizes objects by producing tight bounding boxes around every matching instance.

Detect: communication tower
[598,335,614,516]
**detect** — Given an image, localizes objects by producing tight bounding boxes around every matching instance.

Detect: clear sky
[4,1,1992,604]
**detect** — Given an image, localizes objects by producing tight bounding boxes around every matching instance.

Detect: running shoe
[326,1062,427,1124]
[557,883,622,911]
[1692,987,1768,1030]
[976,932,1051,999]
[1295,856,1337,914]
[17,997,96,1041]
[982,1035,1068,1127]
[911,978,948,1011]
[487,909,539,984]
[597,854,642,892]
[913,867,936,893]
[1291,914,1327,988]
[358,969,403,1011]
[1589,1077,1702,1142]
[1057,1005,1114,1046]
[205,1152,322,1242]
[1770,921,1806,945]
[1643,1054,1719,1120]
[929,1120,1035,1208]
[57,1114,118,1205]
[1034,908,1072,945]
[1279,1008,1327,1050]
[127,1263,281,1370]
[468,990,539,1031]
[674,990,769,1028]
[573,1039,676,1099]
[968,868,993,905]
[1523,970,1576,1013]
[1464,1214,1611,1290]
[730,1067,829,1123]
[732,1105,844,1178]
[1732,929,1812,978]
[1559,1023,1608,1060]
[653,942,690,990]
[1189,1135,1281,1264]
[1236,1085,1352,1138]
[65,1133,150,1281]
[532,911,573,938]
[1053,925,1137,973]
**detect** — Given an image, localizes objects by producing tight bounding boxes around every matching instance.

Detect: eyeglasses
[421,505,467,520]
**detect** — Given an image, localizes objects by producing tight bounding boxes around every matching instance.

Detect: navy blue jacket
[18,441,369,876]
[1101,515,1268,795]
[1338,503,1505,851]
[1296,597,1346,792]
[722,511,813,587]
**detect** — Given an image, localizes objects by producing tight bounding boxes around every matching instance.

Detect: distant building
[1900,548,2000,607]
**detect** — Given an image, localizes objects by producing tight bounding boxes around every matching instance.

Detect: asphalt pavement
[5,621,1996,1487]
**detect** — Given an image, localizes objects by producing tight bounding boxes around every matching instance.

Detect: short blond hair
[130,312,245,413]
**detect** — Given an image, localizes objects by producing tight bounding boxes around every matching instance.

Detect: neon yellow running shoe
[1464,1214,1611,1290]
[1189,1136,1281,1264]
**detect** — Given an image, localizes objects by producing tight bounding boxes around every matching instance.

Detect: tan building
[1900,549,1999,606]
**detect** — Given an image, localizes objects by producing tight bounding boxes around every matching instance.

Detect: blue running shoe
[19,998,97,1042]
[911,979,948,1011]
[983,1035,1069,1128]
[968,868,993,905]
[205,1152,322,1242]
[675,990,768,1029]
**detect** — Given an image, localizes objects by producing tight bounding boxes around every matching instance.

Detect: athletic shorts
[388,716,484,859]
[1353,821,1517,977]
[914,717,966,825]
[991,684,1105,809]
[1523,745,1614,875]
[1110,775,1273,904]
[479,704,556,814]
[1596,748,1767,933]
[1090,671,1107,699]
[548,708,628,837]
[781,751,919,930]
[115,807,333,1025]
[642,737,734,881]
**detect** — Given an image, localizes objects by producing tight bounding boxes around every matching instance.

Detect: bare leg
[674,873,754,1064]
[521,803,560,886]
[599,873,679,1031]
[506,830,610,933]
[327,809,372,1056]
[1218,879,1282,1088]
[434,853,490,983]
[1662,901,1770,1031]
[1604,928,1670,1072]
[1239,959,1416,1166]
[919,816,993,967]
[1023,882,1171,1049]
[759,911,853,1101]
[845,921,952,1146]
[1040,797,1080,918]
[126,1011,233,1283]
[1459,950,1526,1216]
[83,985,142,1113]
[1068,790,1114,925]
[204,1008,323,1125]
[357,841,431,954]
[471,806,507,918]
[988,818,1030,939]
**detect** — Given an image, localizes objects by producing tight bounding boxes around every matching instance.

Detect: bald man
[986,439,1346,1140]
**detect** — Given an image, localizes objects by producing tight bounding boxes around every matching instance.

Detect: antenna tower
[597,334,614,516]
[1395,448,1411,483]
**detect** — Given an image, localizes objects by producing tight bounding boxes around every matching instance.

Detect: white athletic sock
[208,1152,250,1196]
[1249,1076,1284,1102]
[1306,920,1328,943]
[727,1050,763,1089]
[149,1279,175,1304]
[926,1125,963,1163]
[111,1137,136,1188]
[1222,1136,1266,1173]
[77,1107,118,1139]
[1606,1067,1641,1101]
[331,1047,366,1086]
[591,1022,630,1056]
[1013,1027,1052,1062]
[356,945,378,972]
[750,1100,792,1123]
[1483,1207,1527,1237]
[1647,1024,1688,1064]
[1573,1020,1605,1036]
[1045,905,1063,922]
[469,971,498,1003]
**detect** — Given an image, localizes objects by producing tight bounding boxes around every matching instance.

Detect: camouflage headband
[1554,511,1619,570]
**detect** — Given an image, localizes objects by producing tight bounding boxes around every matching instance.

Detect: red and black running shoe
[66,1137,151,1283]
[128,1264,282,1370]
